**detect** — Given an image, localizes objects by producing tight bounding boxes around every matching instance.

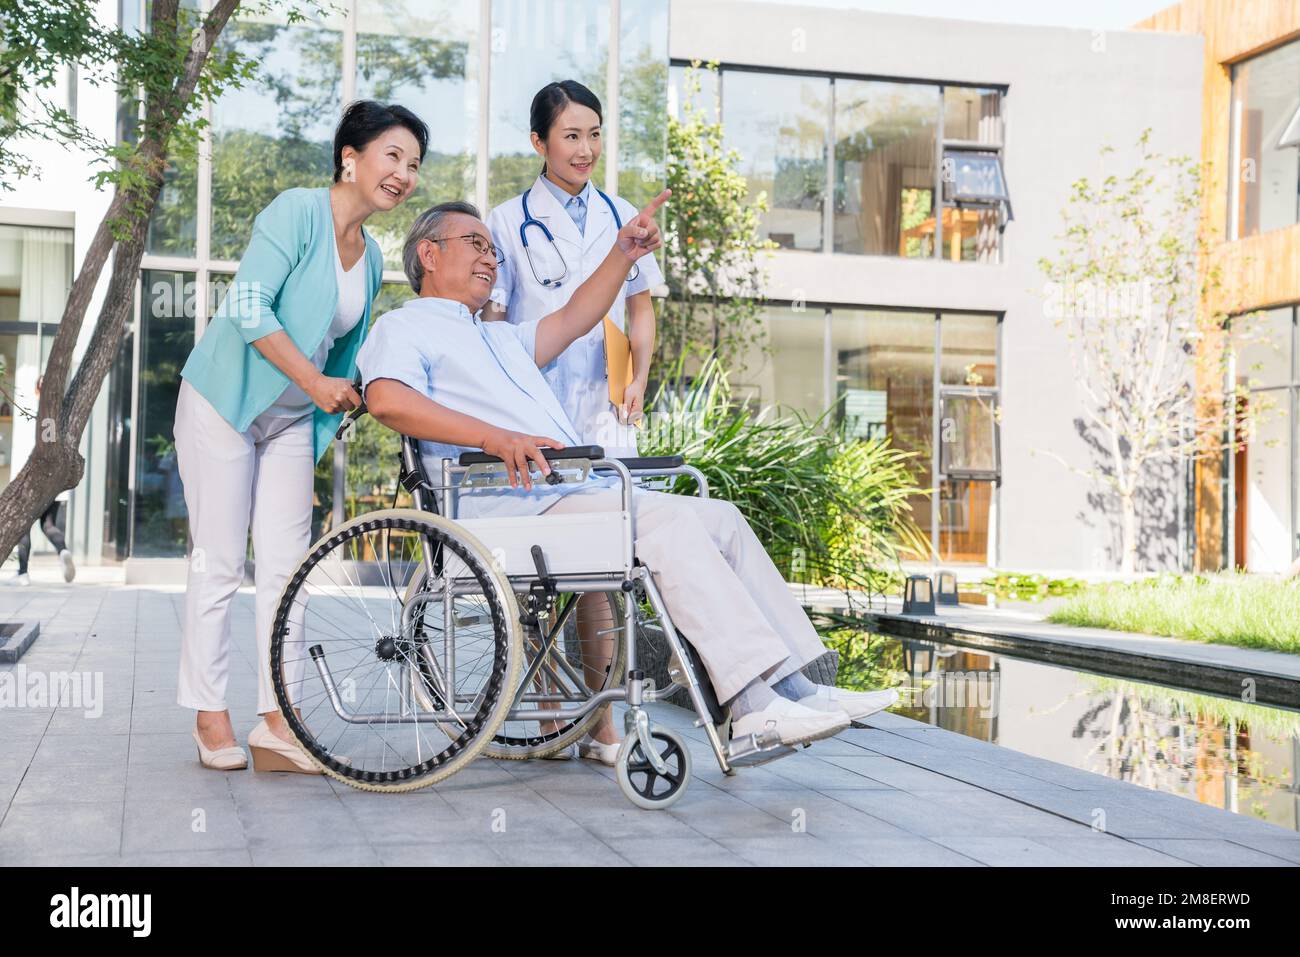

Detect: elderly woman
[174,101,427,773]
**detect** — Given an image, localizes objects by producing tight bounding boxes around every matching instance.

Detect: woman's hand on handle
[307,375,362,414]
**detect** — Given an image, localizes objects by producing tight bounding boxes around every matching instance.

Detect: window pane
[617,0,669,209]
[0,224,73,325]
[1234,306,1293,389]
[832,309,934,552]
[942,206,1001,263]
[669,62,717,124]
[939,393,998,474]
[731,306,826,419]
[1230,38,1300,238]
[943,86,1002,144]
[134,270,195,557]
[834,79,937,256]
[488,0,610,209]
[724,70,829,251]
[146,154,197,257]
[356,0,480,269]
[940,312,998,386]
[210,14,342,261]
[938,478,993,563]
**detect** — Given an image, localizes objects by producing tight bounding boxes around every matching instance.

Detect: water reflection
[822,627,1300,832]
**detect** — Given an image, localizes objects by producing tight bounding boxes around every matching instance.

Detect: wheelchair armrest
[615,456,685,470]
[457,445,606,466]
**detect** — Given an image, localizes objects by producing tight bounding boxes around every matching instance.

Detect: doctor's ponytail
[530,80,603,176]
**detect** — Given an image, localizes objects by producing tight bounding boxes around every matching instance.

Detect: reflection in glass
[356,0,479,269]
[668,62,717,123]
[488,0,610,209]
[210,16,341,260]
[730,306,826,420]
[942,85,1002,144]
[146,155,198,257]
[617,0,669,209]
[1233,307,1296,572]
[940,312,998,386]
[834,79,937,256]
[832,310,934,551]
[724,70,829,251]
[1230,38,1300,238]
[134,270,194,557]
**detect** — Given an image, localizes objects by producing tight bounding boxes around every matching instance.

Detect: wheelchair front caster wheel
[615,726,691,810]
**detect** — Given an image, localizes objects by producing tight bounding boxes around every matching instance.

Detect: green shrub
[641,357,927,594]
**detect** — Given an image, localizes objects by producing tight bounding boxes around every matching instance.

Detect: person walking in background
[4,376,75,586]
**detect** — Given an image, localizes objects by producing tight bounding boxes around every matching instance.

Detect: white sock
[727,677,777,720]
[771,671,818,701]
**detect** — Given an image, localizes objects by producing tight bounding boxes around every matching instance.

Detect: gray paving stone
[488,834,630,866]
[1133,838,1300,866]
[12,761,127,806]
[717,833,873,866]
[122,795,248,854]
[834,836,986,866]
[250,843,382,866]
[31,732,130,768]
[605,836,749,866]
[1032,834,1196,866]
[376,840,505,866]
[0,801,124,861]
[928,835,1087,866]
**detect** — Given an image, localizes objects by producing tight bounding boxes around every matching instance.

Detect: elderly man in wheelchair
[265,191,896,808]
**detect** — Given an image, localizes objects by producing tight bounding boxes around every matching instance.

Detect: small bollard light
[935,570,959,606]
[902,575,935,615]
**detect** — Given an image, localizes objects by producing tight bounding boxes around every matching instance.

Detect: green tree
[1038,131,1250,574]
[0,0,321,561]
[659,62,773,376]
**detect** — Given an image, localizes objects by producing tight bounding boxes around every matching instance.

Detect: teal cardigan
[180,186,384,462]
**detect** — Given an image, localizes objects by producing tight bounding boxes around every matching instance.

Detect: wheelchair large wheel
[270,509,523,792]
[399,577,633,760]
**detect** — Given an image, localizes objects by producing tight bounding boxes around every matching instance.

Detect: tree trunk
[1119,490,1137,575]
[0,0,240,563]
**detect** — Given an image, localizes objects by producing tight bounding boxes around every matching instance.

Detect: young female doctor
[485,80,664,763]
[174,101,427,774]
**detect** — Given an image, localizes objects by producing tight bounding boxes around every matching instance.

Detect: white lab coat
[486,175,663,457]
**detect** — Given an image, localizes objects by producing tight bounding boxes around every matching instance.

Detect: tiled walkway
[2,580,1298,866]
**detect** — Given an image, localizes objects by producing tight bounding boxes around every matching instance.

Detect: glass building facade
[670,62,1009,263]
[1228,37,1300,240]
[114,0,669,560]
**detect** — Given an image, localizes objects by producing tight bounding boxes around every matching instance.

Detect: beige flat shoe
[192,728,248,771]
[248,719,322,775]
[577,735,620,767]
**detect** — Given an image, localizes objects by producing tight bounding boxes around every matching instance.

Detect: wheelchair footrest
[724,727,798,769]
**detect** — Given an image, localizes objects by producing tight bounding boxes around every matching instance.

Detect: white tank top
[260,243,368,422]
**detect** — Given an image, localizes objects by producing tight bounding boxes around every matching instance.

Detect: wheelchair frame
[274,408,800,808]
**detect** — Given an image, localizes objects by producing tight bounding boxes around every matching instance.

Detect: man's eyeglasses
[429,233,505,265]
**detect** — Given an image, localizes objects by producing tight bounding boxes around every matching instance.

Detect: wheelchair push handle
[334,377,368,440]
[457,445,606,466]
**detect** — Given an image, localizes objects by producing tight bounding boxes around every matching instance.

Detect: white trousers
[543,487,827,703]
[173,380,314,714]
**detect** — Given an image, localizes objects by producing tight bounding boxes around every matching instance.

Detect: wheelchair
[267,407,801,809]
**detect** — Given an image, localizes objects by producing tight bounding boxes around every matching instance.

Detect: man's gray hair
[403,200,482,293]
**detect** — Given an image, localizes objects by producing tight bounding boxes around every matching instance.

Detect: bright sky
[739,0,1174,30]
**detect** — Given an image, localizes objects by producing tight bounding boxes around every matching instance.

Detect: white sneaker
[6,573,30,587]
[731,697,849,747]
[58,549,75,582]
[798,685,899,721]
[577,735,620,766]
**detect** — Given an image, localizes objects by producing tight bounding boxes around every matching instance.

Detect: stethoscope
[519,185,640,289]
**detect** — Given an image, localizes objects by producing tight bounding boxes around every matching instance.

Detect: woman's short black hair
[332,100,429,183]
[529,80,603,143]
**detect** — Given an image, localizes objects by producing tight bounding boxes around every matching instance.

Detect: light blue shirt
[354,295,618,518]
[540,175,590,235]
